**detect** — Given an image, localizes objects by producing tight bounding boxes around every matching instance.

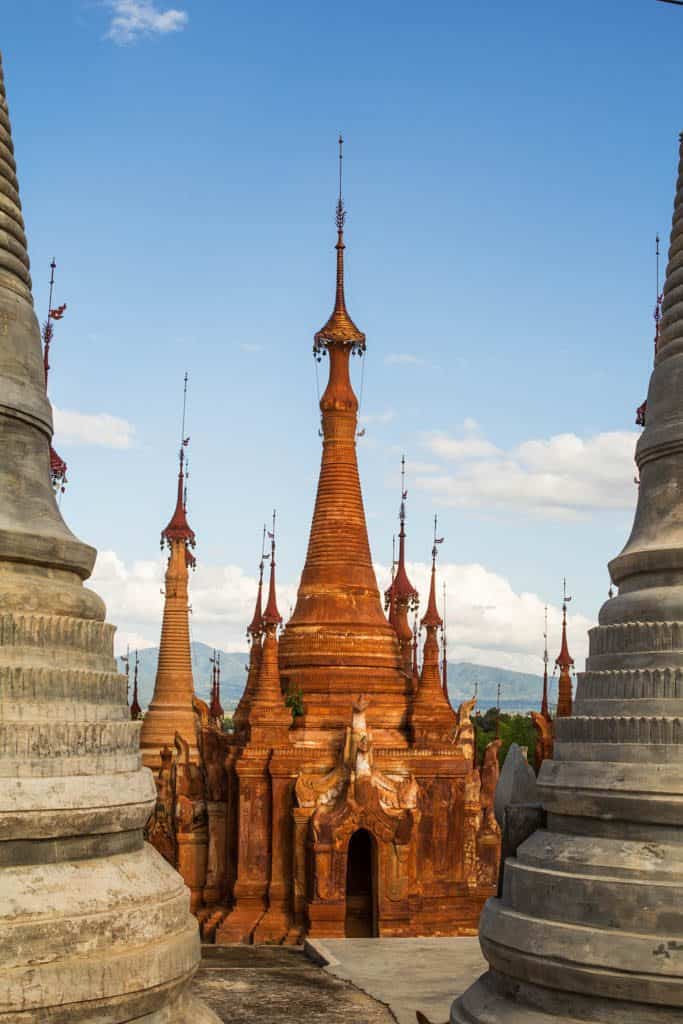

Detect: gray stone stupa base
[452,969,683,1024]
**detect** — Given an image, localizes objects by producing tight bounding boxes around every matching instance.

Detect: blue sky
[3,0,682,674]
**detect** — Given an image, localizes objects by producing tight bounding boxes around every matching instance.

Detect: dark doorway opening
[345,828,377,937]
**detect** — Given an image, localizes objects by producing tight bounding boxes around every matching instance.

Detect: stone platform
[305,936,486,1024]
[191,944,394,1023]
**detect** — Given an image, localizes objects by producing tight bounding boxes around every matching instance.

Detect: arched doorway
[345,829,377,937]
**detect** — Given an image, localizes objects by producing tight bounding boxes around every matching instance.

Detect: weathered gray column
[453,134,683,1023]
[0,50,218,1023]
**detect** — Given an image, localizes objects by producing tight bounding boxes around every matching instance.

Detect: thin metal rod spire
[180,371,189,447]
[656,234,661,297]
[543,605,548,668]
[336,135,345,233]
[47,258,56,326]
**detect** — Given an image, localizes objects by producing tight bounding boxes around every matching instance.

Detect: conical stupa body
[452,136,683,1023]
[279,250,409,748]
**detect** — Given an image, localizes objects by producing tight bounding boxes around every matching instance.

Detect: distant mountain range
[119,642,545,715]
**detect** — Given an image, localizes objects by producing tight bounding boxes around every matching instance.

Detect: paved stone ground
[191,945,395,1023]
[305,937,486,1024]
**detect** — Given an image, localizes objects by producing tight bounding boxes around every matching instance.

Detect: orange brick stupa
[141,141,501,942]
[214,139,501,942]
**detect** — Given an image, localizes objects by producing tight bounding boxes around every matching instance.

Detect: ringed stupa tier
[453,133,683,1023]
[0,50,216,1023]
[139,431,199,768]
[279,142,408,747]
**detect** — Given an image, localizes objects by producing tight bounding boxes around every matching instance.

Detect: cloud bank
[92,550,591,675]
[417,421,638,518]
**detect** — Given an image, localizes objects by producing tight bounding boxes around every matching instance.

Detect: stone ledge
[577,667,683,701]
[0,720,141,758]
[0,664,125,704]
[555,715,683,745]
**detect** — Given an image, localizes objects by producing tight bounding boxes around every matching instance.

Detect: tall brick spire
[140,390,198,768]
[279,138,407,745]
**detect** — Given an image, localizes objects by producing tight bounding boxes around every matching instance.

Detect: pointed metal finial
[269,508,277,559]
[432,514,444,564]
[180,371,189,449]
[336,134,346,234]
[562,577,572,608]
[399,455,408,525]
[543,605,548,667]
[654,234,664,358]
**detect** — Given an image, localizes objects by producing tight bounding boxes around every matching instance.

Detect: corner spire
[314,136,366,353]
[555,579,574,717]
[161,374,196,559]
[421,516,444,629]
[247,525,267,637]
[209,650,223,722]
[263,510,282,627]
[385,458,419,674]
[130,650,142,720]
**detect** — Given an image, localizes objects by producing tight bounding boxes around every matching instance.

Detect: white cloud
[426,431,501,460]
[418,427,638,517]
[53,407,135,449]
[92,549,591,674]
[385,353,424,366]
[375,560,592,675]
[106,1,188,44]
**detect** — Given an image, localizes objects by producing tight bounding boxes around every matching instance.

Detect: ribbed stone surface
[452,135,683,1024]
[0,50,218,1023]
